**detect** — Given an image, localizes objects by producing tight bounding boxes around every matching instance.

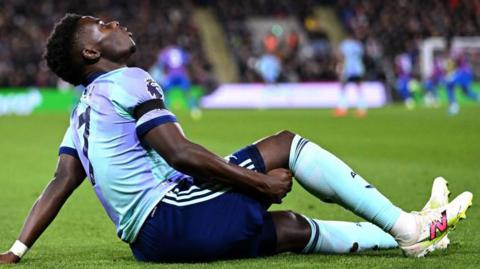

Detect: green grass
[0,106,479,268]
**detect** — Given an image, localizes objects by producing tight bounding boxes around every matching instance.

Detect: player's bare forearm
[3,155,85,261]
[164,141,292,202]
[144,123,292,202]
[168,142,270,190]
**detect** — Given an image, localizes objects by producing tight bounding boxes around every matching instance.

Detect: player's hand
[0,251,20,264]
[263,168,293,203]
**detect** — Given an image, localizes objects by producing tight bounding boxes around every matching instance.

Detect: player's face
[78,16,136,62]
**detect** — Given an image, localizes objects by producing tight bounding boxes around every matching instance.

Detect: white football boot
[421,177,451,249]
[399,191,473,257]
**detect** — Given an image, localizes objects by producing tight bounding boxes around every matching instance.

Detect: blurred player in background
[395,52,415,109]
[256,32,283,108]
[423,55,446,108]
[335,32,367,118]
[257,53,282,84]
[445,40,479,115]
[0,14,473,264]
[151,45,201,119]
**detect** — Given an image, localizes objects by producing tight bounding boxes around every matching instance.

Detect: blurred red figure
[287,31,300,52]
[263,33,279,54]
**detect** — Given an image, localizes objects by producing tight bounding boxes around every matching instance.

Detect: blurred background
[0,0,479,115]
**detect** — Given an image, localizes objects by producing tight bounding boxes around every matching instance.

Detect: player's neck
[83,61,127,79]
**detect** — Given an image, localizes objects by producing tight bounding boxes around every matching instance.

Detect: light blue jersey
[59,67,188,243]
[340,38,365,79]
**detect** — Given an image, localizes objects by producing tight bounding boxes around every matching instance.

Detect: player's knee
[275,130,295,142]
[282,210,309,230]
[255,130,296,170]
[280,210,296,220]
[272,210,311,252]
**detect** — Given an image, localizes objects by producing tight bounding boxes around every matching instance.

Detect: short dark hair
[44,13,83,85]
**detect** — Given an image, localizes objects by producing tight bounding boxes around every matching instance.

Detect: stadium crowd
[0,0,479,87]
[336,0,480,77]
[0,0,212,88]
[213,0,337,83]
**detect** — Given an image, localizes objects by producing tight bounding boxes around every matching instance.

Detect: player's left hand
[0,251,20,264]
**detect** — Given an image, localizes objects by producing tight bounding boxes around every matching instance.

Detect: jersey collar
[82,71,108,87]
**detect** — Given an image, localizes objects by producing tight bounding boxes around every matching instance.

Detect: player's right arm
[0,154,86,264]
[115,68,293,203]
[143,122,292,203]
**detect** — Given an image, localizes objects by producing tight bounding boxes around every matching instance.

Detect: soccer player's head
[44,13,136,85]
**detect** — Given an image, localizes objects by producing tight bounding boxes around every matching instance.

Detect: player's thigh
[270,210,311,253]
[226,131,295,172]
[131,183,277,262]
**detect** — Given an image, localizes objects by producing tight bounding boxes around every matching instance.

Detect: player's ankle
[390,211,418,244]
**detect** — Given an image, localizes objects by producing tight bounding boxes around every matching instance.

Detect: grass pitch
[0,106,479,268]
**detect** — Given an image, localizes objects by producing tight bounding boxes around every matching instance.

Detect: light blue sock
[338,87,348,110]
[302,216,398,254]
[356,85,367,111]
[289,135,401,231]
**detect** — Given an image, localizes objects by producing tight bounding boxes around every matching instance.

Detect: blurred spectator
[3,0,479,88]
[194,63,218,95]
[0,0,212,88]
[286,31,300,54]
[213,0,335,83]
[336,0,480,84]
[257,54,282,83]
[263,33,280,54]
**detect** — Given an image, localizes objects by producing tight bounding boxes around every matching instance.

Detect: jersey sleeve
[58,125,79,158]
[112,68,177,138]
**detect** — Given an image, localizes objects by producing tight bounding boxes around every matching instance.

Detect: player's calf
[286,134,473,257]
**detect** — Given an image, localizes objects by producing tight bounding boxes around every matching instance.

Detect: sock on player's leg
[338,86,348,110]
[301,216,398,254]
[356,84,367,112]
[446,83,457,104]
[289,135,415,238]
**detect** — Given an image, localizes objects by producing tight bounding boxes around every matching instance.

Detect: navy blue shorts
[130,145,277,262]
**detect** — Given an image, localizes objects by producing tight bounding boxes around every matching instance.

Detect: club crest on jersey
[145,78,163,99]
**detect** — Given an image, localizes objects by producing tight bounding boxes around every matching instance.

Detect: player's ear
[82,48,100,61]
